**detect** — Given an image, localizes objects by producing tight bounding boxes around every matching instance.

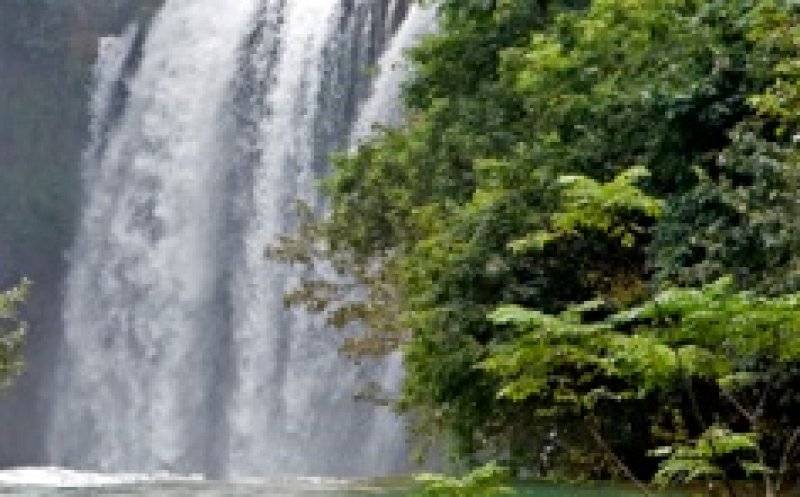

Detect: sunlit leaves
[484,279,800,486]
[652,427,760,485]
[485,278,800,396]
[747,0,800,135]
[413,461,513,497]
[511,167,663,252]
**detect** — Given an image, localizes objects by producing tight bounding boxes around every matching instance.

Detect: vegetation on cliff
[274,0,800,492]
[0,280,29,388]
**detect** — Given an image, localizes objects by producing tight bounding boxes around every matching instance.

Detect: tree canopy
[272,0,800,492]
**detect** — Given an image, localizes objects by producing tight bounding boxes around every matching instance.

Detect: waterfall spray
[51,0,434,478]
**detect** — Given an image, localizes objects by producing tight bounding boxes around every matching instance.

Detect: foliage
[0,279,29,388]
[651,427,762,485]
[411,462,513,497]
[484,279,800,492]
[271,0,800,489]
[651,128,800,294]
[511,167,663,252]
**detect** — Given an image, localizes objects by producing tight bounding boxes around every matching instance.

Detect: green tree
[0,279,29,388]
[271,0,800,486]
[484,279,800,495]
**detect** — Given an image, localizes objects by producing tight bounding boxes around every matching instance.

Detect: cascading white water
[226,0,377,477]
[52,0,261,473]
[351,3,438,146]
[50,0,435,479]
[84,25,139,172]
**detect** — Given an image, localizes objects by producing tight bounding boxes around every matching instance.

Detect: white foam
[0,467,203,488]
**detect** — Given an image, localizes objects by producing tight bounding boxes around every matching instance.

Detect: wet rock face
[0,0,162,467]
[0,0,162,276]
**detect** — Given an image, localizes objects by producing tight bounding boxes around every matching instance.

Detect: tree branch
[776,426,800,495]
[586,421,653,497]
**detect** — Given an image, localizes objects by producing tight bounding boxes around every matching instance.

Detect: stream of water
[47,0,435,479]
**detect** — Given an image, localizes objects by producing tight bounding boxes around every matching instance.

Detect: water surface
[0,468,680,497]
[0,469,399,497]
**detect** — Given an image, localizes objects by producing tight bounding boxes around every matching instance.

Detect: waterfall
[49,0,435,479]
[350,3,438,146]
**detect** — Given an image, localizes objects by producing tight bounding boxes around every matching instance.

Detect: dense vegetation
[273,0,800,493]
